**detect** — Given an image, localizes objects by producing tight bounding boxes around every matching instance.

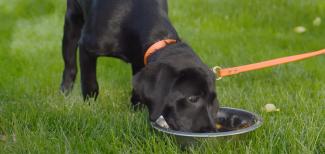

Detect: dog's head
[133,61,219,132]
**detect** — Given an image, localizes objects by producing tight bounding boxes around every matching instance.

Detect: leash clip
[212,66,223,80]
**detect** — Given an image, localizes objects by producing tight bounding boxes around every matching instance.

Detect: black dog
[60,0,219,132]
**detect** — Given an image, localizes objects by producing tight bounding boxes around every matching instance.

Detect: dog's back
[76,0,176,62]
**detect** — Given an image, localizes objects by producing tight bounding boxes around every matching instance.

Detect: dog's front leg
[131,64,143,109]
[79,48,99,100]
[130,90,141,109]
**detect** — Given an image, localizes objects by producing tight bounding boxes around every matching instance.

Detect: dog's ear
[132,63,177,121]
[174,67,214,96]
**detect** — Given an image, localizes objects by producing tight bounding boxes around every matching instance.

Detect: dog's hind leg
[157,0,168,13]
[79,47,99,101]
[60,0,84,95]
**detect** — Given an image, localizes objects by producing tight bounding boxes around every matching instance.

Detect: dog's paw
[60,82,73,96]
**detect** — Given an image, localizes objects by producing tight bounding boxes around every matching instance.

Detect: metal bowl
[151,107,263,146]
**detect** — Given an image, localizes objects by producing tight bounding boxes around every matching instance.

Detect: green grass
[0,0,324,153]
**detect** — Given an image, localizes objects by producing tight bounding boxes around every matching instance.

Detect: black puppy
[60,0,219,132]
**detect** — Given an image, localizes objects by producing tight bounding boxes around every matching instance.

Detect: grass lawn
[0,0,324,153]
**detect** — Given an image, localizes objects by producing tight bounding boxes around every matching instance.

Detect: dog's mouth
[155,116,215,132]
[155,116,184,131]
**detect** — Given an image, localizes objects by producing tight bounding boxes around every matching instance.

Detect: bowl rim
[150,107,263,138]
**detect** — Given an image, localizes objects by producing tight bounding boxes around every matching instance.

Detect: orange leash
[213,49,325,80]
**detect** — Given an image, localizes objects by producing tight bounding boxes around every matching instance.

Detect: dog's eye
[188,96,199,103]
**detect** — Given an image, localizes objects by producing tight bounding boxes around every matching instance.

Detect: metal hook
[212,66,223,80]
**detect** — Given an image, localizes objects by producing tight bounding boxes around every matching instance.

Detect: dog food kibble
[156,116,170,129]
[216,123,223,129]
[294,26,306,33]
[263,103,280,112]
[313,17,321,26]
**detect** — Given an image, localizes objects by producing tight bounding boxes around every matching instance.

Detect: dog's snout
[198,124,216,132]
[195,111,217,132]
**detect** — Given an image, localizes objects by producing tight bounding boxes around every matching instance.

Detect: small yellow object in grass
[294,26,306,34]
[263,104,280,112]
[313,17,321,26]
[0,135,7,142]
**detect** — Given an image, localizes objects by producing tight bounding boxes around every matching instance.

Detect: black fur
[60,0,219,132]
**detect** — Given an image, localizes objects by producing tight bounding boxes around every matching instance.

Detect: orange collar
[144,39,177,65]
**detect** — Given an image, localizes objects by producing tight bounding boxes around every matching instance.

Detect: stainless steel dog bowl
[151,107,263,146]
